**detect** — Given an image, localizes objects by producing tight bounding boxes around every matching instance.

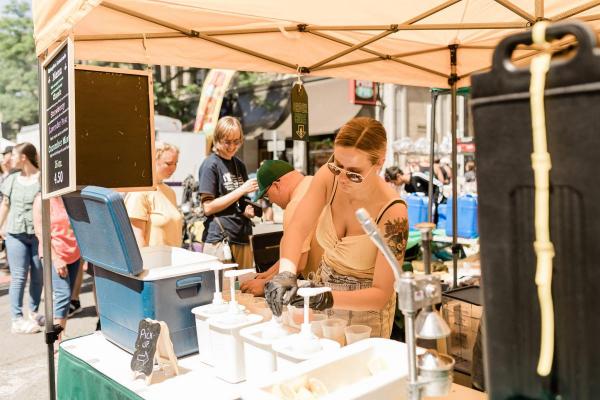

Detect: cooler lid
[63,186,143,276]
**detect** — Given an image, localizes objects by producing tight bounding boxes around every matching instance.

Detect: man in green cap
[241,160,322,296]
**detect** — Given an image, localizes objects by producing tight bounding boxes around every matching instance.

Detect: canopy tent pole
[38,55,61,400]
[308,28,397,70]
[41,198,57,400]
[449,44,459,289]
[494,0,536,23]
[427,90,437,224]
[536,0,544,19]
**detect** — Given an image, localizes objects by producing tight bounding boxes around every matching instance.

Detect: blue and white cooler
[63,186,223,357]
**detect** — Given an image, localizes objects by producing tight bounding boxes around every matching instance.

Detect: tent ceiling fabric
[34,0,600,88]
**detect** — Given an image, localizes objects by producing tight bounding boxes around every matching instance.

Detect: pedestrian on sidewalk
[33,194,81,341]
[0,143,43,334]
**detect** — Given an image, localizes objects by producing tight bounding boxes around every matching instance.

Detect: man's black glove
[265,271,298,317]
[289,285,334,311]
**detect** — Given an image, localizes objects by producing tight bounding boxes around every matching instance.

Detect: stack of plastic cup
[321,318,348,346]
[344,325,372,345]
[310,314,328,338]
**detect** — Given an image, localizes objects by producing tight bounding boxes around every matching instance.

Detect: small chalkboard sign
[41,37,76,198]
[131,319,178,385]
[131,319,161,377]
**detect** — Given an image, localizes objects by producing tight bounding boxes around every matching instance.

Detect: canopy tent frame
[33,1,600,399]
[60,0,598,83]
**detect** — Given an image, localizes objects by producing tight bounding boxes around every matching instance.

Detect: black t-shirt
[198,153,252,244]
[405,171,443,202]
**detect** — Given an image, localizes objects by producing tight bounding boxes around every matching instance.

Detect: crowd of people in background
[1,114,475,344]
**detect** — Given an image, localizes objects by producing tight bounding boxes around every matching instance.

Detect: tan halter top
[316,177,406,279]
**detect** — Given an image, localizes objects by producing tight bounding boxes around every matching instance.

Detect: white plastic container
[210,312,263,383]
[272,287,341,371]
[244,338,414,400]
[240,319,298,382]
[191,263,236,365]
[209,269,264,383]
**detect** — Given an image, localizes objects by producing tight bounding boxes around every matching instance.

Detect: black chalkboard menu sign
[131,319,161,377]
[74,65,156,190]
[41,38,76,198]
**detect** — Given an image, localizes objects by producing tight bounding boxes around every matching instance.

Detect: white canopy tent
[33,0,600,292]
[34,1,600,89]
[31,2,600,398]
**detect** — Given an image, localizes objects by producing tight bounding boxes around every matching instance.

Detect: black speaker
[471,21,600,400]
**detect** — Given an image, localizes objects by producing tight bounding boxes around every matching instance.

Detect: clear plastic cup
[321,318,348,346]
[222,290,241,302]
[238,293,254,307]
[310,314,328,338]
[345,325,372,345]
[258,307,273,322]
[246,297,267,314]
[290,305,307,327]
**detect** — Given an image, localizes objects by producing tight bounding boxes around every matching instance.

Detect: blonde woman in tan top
[265,117,408,338]
[126,141,183,247]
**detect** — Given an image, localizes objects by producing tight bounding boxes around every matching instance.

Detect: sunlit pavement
[0,274,98,400]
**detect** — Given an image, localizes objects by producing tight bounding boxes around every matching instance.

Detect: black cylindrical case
[471,21,600,400]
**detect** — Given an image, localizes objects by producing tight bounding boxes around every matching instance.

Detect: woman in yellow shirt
[265,118,408,338]
[126,142,183,247]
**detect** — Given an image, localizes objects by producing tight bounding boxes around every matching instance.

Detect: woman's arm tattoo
[383,218,409,262]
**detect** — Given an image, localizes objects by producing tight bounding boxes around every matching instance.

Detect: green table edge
[58,334,144,400]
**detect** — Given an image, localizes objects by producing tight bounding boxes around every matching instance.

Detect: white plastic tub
[137,246,221,280]
[209,313,263,383]
[272,335,341,371]
[192,303,231,365]
[240,321,299,382]
[244,338,414,400]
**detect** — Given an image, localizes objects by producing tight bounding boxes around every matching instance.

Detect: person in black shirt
[198,116,258,268]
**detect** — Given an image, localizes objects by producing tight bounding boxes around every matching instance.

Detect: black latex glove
[289,288,334,311]
[265,271,298,317]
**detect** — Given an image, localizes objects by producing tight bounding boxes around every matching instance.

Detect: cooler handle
[176,276,203,299]
[492,21,597,78]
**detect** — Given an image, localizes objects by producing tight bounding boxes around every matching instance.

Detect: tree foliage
[0,0,37,138]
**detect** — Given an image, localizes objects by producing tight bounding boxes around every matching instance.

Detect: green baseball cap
[254,160,295,200]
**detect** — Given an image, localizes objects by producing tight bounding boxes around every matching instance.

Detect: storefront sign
[41,37,76,198]
[291,82,309,141]
[457,140,476,153]
[349,80,377,105]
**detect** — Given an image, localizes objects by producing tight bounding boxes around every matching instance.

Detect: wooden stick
[307,22,526,31]
[403,0,463,25]
[101,1,193,36]
[551,0,600,21]
[308,29,396,70]
[195,32,298,70]
[390,46,448,58]
[391,58,449,78]
[536,0,544,19]
[76,32,186,41]
[494,0,536,23]
[311,53,448,79]
[310,56,383,71]
[308,31,388,59]
[578,12,600,22]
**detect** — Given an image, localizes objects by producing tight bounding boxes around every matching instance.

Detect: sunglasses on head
[326,154,374,184]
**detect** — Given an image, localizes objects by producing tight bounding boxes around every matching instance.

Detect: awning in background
[33,1,600,89]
